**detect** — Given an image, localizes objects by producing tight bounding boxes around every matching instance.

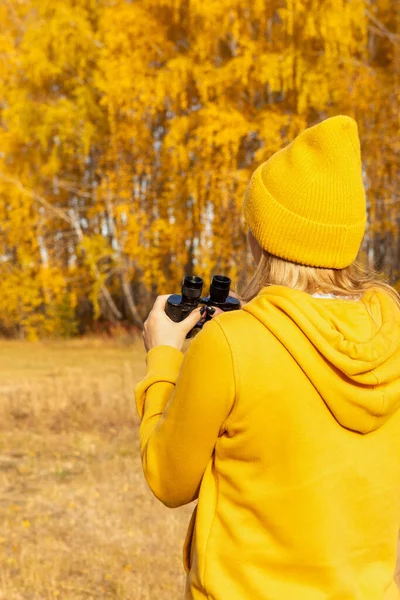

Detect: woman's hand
[142,295,206,353]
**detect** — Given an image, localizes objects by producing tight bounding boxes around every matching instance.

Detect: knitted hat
[243,115,366,269]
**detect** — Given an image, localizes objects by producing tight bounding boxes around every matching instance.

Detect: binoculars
[165,275,241,338]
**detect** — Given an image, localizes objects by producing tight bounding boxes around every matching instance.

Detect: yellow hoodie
[135,286,400,599]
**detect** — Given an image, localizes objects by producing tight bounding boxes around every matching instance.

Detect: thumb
[187,305,204,325]
[180,306,204,332]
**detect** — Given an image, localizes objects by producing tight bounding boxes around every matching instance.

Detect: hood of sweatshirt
[242,286,400,434]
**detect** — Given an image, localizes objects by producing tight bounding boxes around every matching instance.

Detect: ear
[247,229,263,265]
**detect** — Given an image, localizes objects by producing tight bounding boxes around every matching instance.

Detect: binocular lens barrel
[181,276,203,303]
[210,275,231,304]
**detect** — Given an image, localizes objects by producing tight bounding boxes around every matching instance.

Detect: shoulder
[209,308,265,344]
[187,310,252,353]
[216,306,262,326]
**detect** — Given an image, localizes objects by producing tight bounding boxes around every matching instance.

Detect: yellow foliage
[0,0,398,336]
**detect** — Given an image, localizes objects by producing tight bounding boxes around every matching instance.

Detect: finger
[180,306,204,330]
[209,307,224,317]
[188,306,204,322]
[152,294,172,311]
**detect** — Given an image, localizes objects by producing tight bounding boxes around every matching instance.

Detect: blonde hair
[238,249,400,310]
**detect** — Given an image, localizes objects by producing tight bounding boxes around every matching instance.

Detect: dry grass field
[0,338,192,600]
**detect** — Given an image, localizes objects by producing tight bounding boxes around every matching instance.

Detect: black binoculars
[165,275,241,338]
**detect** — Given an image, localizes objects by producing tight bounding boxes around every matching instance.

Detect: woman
[135,115,400,599]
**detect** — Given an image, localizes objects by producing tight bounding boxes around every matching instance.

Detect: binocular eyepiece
[181,275,232,304]
[165,275,240,337]
[180,276,204,305]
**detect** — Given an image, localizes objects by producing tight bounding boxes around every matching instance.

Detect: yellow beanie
[243,115,366,269]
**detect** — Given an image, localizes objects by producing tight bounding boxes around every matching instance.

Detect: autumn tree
[0,0,399,338]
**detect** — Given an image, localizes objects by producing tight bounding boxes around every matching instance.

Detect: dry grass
[0,338,192,600]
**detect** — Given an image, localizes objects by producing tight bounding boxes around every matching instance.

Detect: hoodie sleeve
[134,318,235,508]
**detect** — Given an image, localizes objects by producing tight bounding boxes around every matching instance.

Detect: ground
[0,338,192,599]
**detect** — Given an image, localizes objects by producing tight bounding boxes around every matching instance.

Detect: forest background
[0,0,399,340]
